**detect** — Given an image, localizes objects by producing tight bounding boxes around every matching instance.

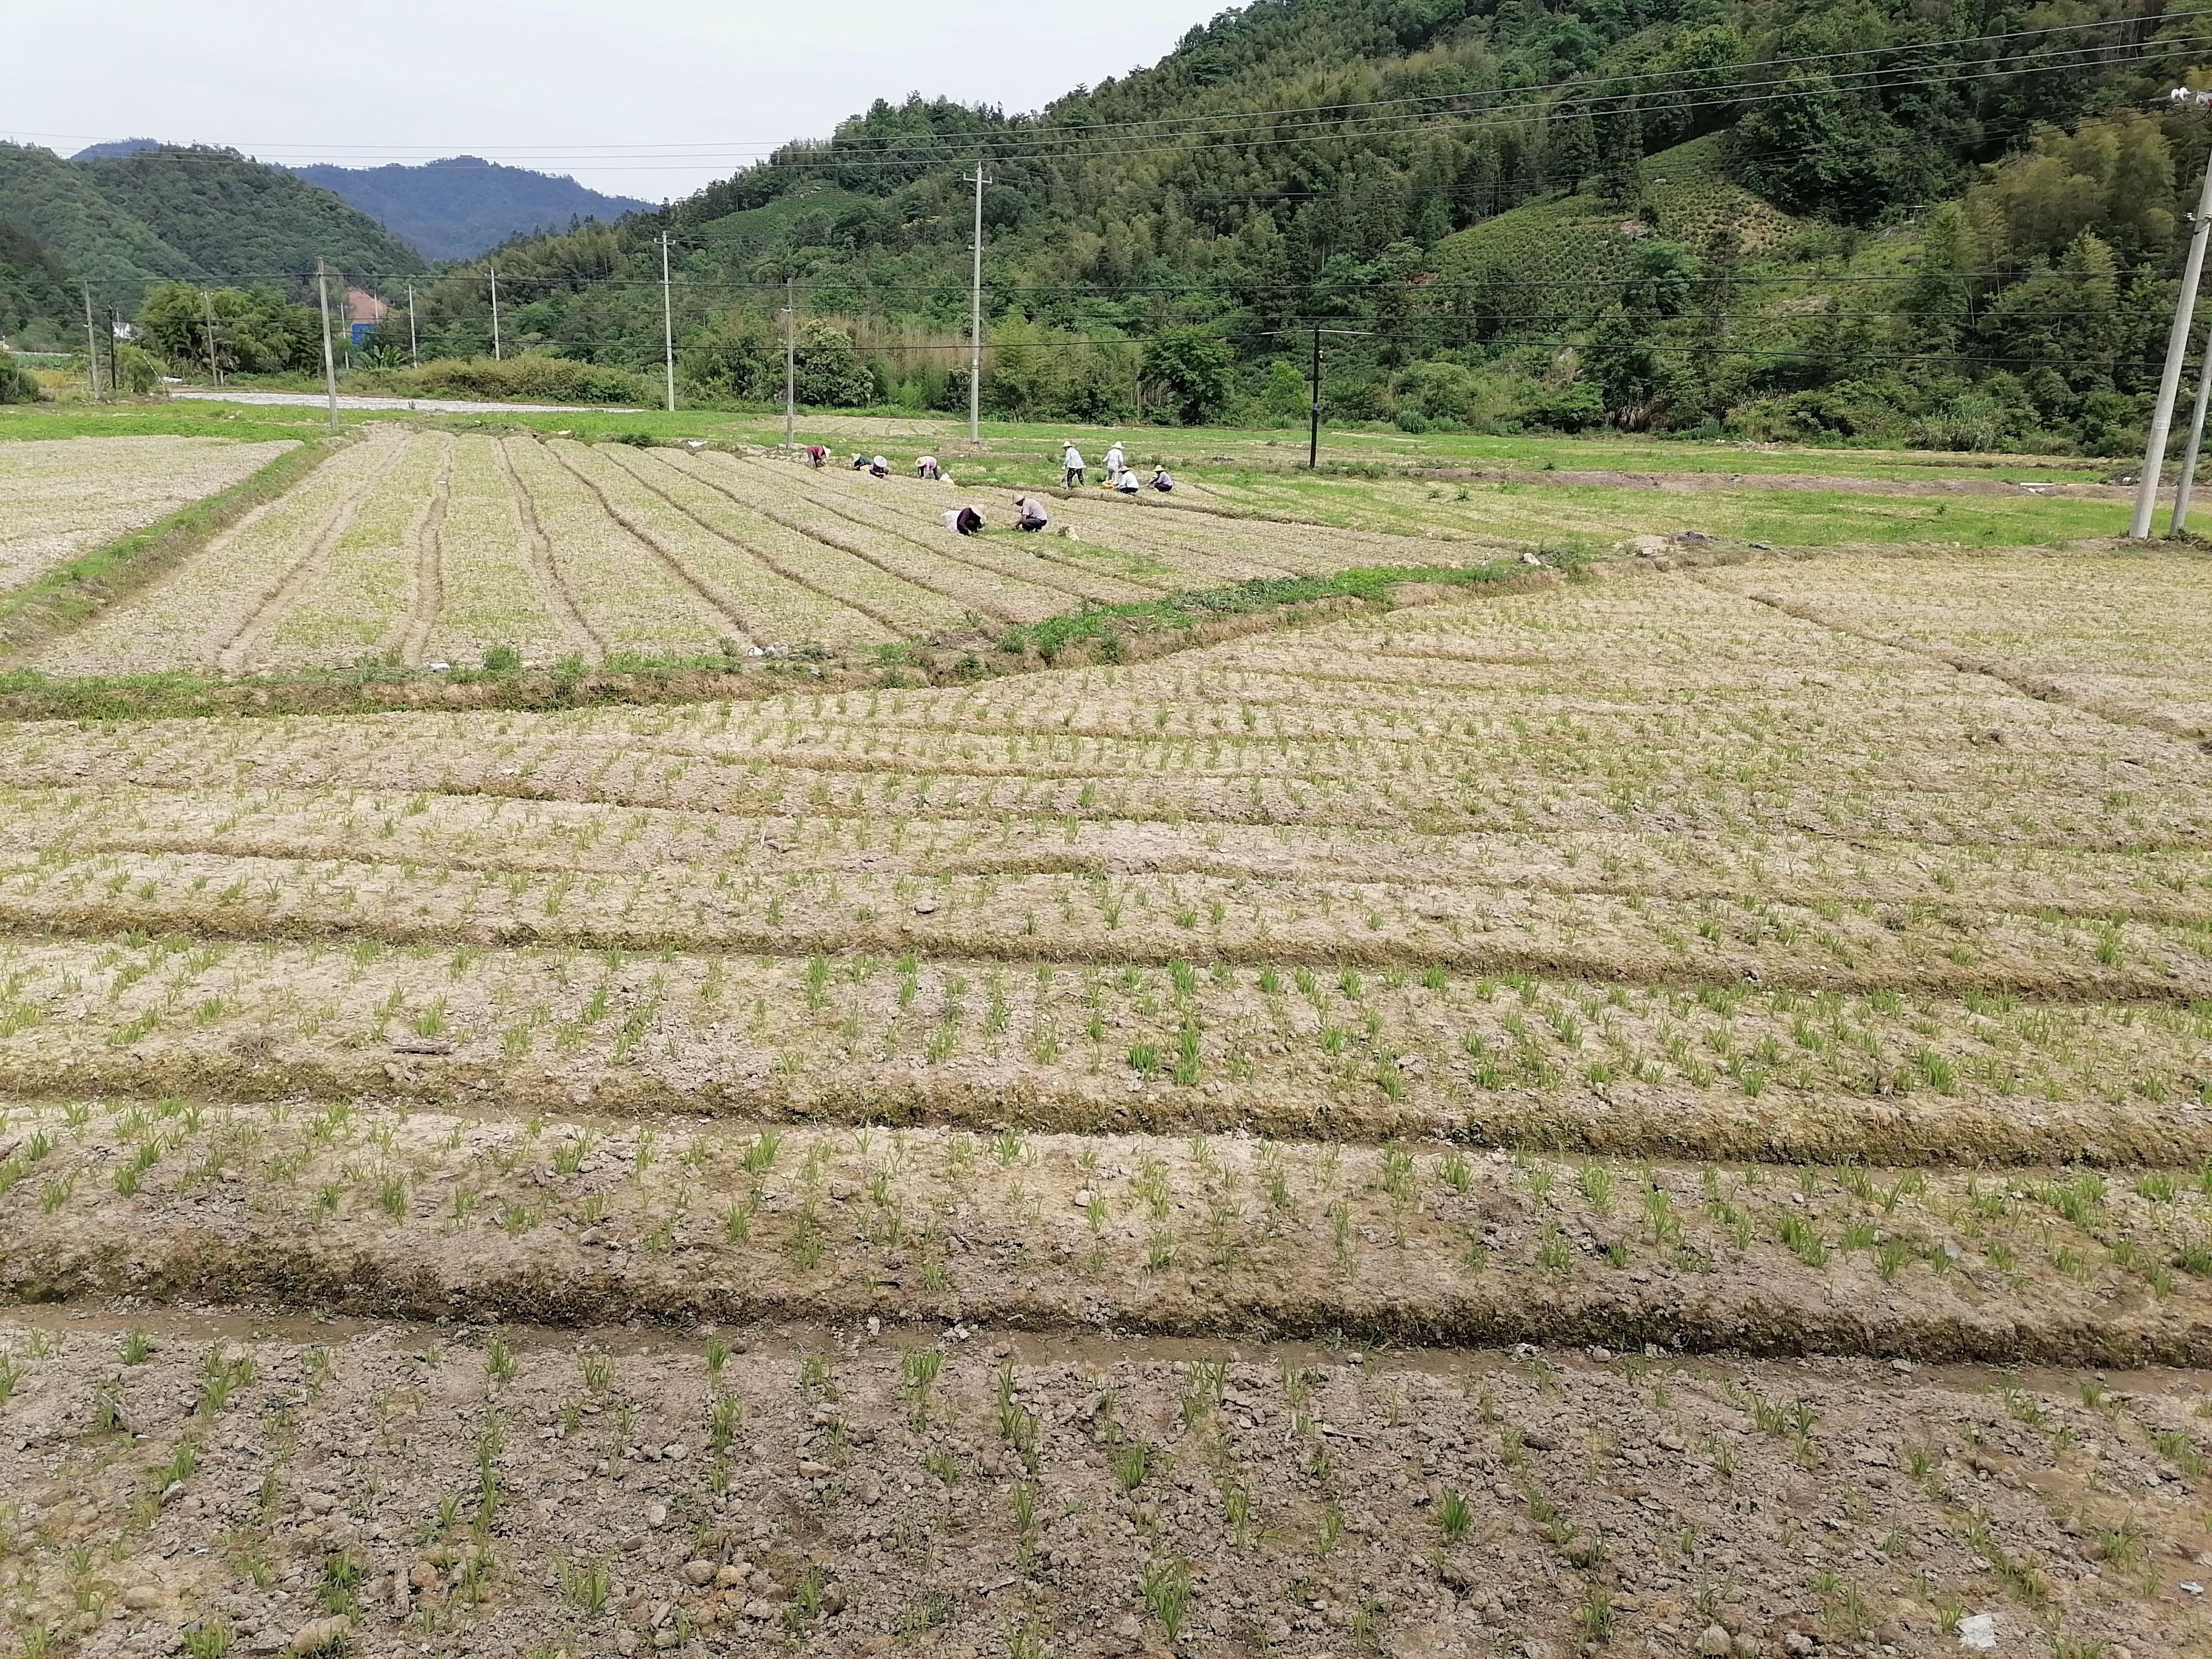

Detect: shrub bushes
[0,351,38,404]
[382,356,652,406]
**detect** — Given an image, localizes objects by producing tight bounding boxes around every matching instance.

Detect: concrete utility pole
[783,276,796,449]
[2174,314,2212,535]
[407,283,418,367]
[315,260,341,432]
[660,233,677,413]
[966,164,990,444]
[202,289,222,385]
[2132,139,2212,536]
[82,284,100,401]
[489,265,502,362]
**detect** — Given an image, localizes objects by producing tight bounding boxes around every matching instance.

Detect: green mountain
[386,0,2212,451]
[0,216,76,345]
[0,142,424,316]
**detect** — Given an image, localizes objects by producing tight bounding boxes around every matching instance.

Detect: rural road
[174,389,642,415]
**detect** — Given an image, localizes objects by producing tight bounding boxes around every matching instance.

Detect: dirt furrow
[604,447,911,637]
[698,463,1026,624]
[1725,582,2212,745]
[783,474,1153,608]
[541,442,758,649]
[494,435,604,662]
[212,434,410,675]
[386,433,453,667]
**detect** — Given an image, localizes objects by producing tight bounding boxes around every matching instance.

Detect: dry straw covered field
[0,437,296,596]
[23,428,1460,679]
[1,423,2210,1659]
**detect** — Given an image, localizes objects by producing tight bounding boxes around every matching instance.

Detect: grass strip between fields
[0,554,1553,722]
[986,556,1541,661]
[0,435,337,661]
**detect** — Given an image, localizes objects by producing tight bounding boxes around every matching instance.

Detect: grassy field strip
[25,433,400,677]
[8,1103,2212,1361]
[0,436,298,594]
[2,1323,2195,1659]
[1191,473,2135,551]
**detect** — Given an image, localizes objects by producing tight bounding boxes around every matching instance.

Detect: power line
[19,9,2204,178]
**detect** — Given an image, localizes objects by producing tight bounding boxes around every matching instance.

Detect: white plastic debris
[1957,1612,1997,1650]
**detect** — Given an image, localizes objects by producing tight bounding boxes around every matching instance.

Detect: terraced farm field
[24,428,1464,679]
[0,435,296,594]
[1,454,2209,1659]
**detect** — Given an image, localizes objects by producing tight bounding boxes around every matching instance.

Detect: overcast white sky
[8,0,1215,200]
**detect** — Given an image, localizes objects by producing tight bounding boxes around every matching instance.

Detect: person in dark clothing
[954,505,983,535]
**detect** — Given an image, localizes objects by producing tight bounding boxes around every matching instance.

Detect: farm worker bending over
[1013,494,1051,531]
[1113,467,1140,493]
[849,452,869,469]
[940,505,984,535]
[1061,443,1084,487]
[1103,441,1125,479]
[916,455,941,479]
[1150,466,1174,492]
[869,455,890,478]
[803,444,828,468]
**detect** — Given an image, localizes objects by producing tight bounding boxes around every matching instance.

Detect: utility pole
[406,282,418,367]
[315,259,341,433]
[782,276,796,449]
[202,288,222,385]
[1307,327,1322,469]
[82,283,100,401]
[489,265,502,362]
[2174,315,2212,535]
[1306,327,1371,469]
[2132,138,2212,536]
[660,232,676,414]
[966,164,990,444]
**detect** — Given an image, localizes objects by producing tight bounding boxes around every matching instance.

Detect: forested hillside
[0,142,421,322]
[378,0,2212,450]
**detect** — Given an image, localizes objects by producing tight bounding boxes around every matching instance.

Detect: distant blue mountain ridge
[291,155,653,261]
